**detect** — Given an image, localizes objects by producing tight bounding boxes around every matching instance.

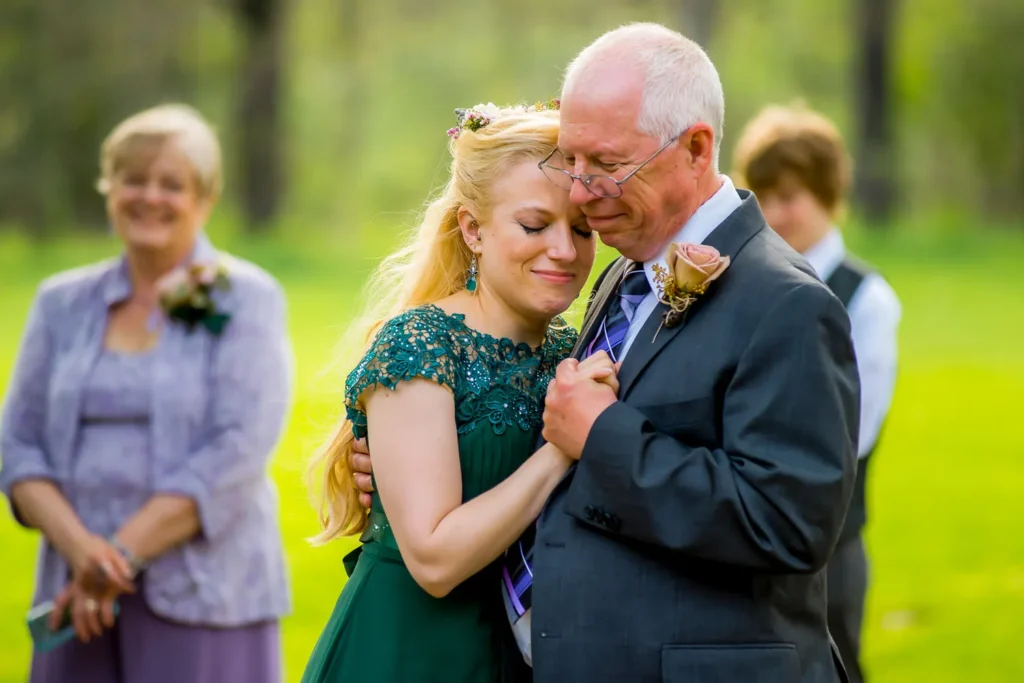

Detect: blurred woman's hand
[50,580,121,643]
[68,533,136,597]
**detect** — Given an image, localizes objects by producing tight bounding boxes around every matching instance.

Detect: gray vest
[825,257,881,542]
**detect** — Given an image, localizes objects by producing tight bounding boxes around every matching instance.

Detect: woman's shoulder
[344,305,461,410]
[373,304,462,347]
[190,250,288,336]
[218,252,281,292]
[214,252,285,305]
[33,258,121,316]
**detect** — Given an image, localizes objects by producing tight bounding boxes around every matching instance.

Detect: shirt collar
[101,232,218,306]
[643,175,743,294]
[801,227,846,280]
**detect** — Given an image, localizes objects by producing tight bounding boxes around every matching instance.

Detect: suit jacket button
[584,505,596,521]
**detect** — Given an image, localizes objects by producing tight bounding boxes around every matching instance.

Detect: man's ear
[683,123,715,176]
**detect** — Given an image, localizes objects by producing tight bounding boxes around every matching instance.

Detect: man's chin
[595,230,633,254]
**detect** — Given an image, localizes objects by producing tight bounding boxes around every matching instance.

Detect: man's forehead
[557,126,627,156]
[559,72,643,153]
[564,56,644,99]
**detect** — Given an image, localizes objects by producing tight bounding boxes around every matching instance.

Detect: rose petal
[680,243,721,270]
[666,243,730,292]
[701,256,731,286]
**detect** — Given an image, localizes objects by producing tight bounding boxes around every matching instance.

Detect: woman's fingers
[71,596,93,643]
[100,596,118,629]
[50,587,72,632]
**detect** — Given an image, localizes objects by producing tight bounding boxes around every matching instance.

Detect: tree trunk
[236,0,285,232]
[335,0,362,230]
[338,0,360,149]
[677,0,718,53]
[853,0,897,226]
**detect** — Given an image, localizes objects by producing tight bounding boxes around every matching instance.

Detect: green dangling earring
[466,255,479,292]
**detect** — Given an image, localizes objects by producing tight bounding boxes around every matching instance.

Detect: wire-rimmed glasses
[538,135,679,199]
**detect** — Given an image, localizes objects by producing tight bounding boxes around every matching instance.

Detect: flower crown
[446,98,560,140]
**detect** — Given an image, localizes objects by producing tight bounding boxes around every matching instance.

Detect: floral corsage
[651,242,730,341]
[157,261,232,335]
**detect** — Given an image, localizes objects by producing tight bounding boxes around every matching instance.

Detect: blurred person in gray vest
[733,103,902,683]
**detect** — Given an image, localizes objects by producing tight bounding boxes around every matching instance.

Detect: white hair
[562,23,726,170]
[98,104,223,197]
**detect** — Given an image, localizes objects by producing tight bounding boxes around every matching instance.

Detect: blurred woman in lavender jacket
[0,104,292,683]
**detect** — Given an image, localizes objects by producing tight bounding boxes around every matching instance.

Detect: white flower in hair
[473,102,503,119]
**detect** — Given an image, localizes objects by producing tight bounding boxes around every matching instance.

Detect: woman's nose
[547,227,578,261]
[141,182,164,203]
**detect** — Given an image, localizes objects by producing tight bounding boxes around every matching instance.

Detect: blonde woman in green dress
[303,104,609,682]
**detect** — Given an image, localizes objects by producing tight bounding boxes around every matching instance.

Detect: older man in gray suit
[499,23,860,683]
[353,22,860,683]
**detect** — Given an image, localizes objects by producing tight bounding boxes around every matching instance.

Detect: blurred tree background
[1,1,1022,682]
[1,0,1022,238]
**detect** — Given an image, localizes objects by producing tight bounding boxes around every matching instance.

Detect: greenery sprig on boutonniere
[651,242,730,342]
[158,261,232,335]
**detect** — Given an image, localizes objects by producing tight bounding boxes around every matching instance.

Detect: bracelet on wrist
[109,536,146,576]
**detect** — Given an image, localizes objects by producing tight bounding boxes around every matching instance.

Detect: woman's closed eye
[518,222,594,239]
[573,224,594,239]
[518,222,547,234]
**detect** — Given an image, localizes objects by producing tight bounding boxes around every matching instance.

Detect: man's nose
[569,177,594,206]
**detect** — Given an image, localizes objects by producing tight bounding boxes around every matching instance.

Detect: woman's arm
[0,287,63,525]
[12,481,88,562]
[1,285,134,594]
[14,480,134,593]
[365,378,572,599]
[113,494,199,565]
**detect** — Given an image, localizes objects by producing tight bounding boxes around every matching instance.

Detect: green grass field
[0,227,1022,682]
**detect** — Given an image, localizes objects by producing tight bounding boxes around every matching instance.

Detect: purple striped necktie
[583,265,652,363]
[500,264,650,621]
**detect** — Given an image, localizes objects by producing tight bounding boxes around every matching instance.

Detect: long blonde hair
[308,106,561,544]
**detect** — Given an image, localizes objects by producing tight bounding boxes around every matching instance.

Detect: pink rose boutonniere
[651,242,730,340]
[158,261,232,335]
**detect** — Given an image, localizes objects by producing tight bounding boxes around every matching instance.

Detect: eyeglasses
[538,134,680,199]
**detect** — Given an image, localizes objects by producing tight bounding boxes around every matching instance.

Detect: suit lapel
[617,192,767,398]
[572,257,631,360]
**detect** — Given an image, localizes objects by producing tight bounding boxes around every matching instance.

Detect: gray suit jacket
[530,191,860,683]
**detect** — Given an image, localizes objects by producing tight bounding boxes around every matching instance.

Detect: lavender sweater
[0,236,293,627]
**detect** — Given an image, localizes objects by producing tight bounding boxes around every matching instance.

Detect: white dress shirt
[803,229,902,456]
[620,175,743,358]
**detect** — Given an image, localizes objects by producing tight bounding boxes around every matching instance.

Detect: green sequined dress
[302,304,576,683]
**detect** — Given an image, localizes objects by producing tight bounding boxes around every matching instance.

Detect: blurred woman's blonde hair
[97,103,223,199]
[308,106,560,544]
